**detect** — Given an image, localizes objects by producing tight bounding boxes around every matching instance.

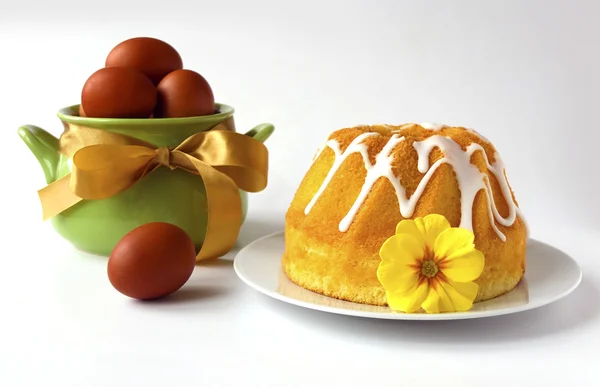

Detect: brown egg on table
[106,37,183,85]
[81,66,157,118]
[154,69,215,118]
[107,222,197,300]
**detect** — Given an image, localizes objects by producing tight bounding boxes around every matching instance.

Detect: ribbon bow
[38,125,269,261]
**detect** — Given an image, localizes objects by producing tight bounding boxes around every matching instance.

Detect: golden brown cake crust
[282,124,527,306]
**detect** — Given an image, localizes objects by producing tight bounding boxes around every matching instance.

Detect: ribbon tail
[38,174,83,221]
[182,154,243,261]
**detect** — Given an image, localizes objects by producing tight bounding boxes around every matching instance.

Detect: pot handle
[18,125,60,184]
[244,123,274,143]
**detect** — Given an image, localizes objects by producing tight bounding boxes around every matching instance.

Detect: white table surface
[2,204,598,387]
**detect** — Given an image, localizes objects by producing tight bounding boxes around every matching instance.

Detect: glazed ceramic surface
[234,231,582,321]
[19,103,274,256]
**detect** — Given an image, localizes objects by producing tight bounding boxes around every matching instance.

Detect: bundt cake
[282,123,527,307]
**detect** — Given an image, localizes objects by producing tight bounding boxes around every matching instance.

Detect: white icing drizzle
[414,137,518,241]
[338,134,405,232]
[304,132,379,215]
[392,123,414,132]
[305,130,523,241]
[420,122,447,131]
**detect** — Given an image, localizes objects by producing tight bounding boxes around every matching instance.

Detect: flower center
[421,259,438,278]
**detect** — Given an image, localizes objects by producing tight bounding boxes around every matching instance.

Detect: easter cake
[282,123,527,313]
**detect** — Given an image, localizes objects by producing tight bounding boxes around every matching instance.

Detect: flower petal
[439,247,485,282]
[420,284,440,313]
[419,214,451,249]
[438,279,479,312]
[433,227,475,261]
[421,278,455,313]
[377,259,419,294]
[379,234,425,267]
[387,279,429,313]
[395,219,425,246]
[378,234,425,295]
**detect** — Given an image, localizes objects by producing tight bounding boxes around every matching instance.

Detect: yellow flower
[377,214,485,314]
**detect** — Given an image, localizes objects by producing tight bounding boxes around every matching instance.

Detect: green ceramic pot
[18,103,274,256]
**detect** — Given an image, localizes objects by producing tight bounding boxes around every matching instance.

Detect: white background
[1,1,599,386]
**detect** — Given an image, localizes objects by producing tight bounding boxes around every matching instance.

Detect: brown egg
[106,37,183,85]
[107,222,197,300]
[78,104,87,117]
[154,69,215,118]
[81,67,156,118]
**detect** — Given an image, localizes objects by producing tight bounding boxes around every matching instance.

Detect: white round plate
[234,231,582,320]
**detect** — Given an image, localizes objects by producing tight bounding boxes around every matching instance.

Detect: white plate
[234,231,583,320]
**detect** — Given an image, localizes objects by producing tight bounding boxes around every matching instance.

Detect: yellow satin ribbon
[38,121,269,261]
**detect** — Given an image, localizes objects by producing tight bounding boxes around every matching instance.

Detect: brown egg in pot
[107,222,197,300]
[106,37,183,85]
[154,69,215,118]
[81,66,157,118]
